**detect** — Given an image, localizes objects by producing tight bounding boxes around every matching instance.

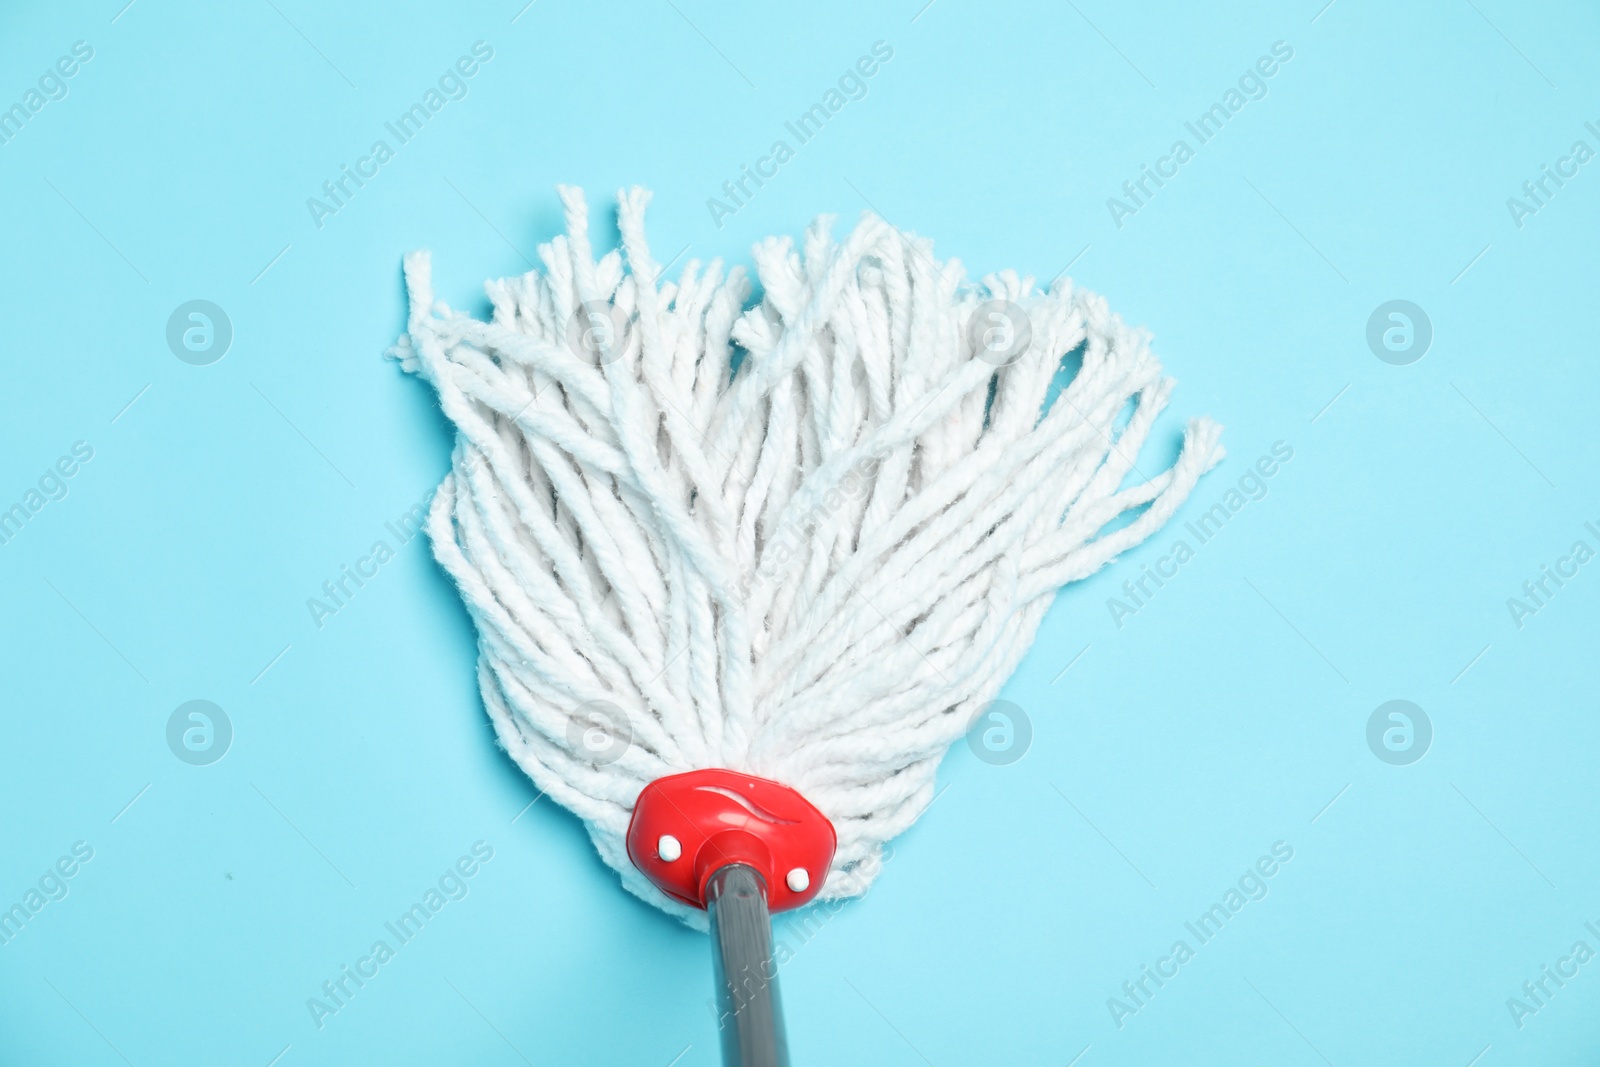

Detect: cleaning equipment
[394,186,1221,1064]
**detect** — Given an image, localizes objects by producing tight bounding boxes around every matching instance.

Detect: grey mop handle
[706,864,789,1067]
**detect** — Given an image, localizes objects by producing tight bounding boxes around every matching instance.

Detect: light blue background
[1,0,1597,1064]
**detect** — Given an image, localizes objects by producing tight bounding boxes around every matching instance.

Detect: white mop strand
[395,187,1223,924]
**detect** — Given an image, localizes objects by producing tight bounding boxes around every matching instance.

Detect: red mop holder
[626,768,836,913]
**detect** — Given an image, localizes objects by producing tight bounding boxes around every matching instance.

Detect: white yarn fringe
[395,186,1223,927]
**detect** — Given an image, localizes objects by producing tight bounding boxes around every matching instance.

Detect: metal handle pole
[705,864,789,1067]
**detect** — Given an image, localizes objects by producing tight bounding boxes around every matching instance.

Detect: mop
[393,187,1221,1065]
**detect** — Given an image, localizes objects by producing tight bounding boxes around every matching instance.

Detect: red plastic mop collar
[626,769,837,913]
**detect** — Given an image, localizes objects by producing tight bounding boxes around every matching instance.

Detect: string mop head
[394,185,1220,1031]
